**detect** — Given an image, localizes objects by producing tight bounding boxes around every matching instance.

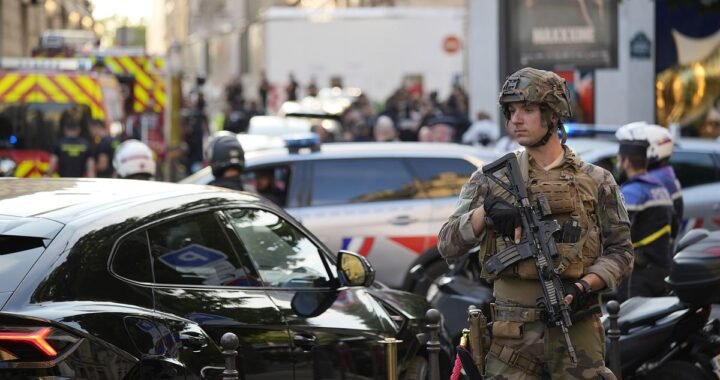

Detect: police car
[564,136,720,233]
[181,137,498,295]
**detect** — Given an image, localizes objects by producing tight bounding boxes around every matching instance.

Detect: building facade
[0,0,94,57]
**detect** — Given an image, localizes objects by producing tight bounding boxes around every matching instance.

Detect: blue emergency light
[563,123,619,138]
[285,133,321,154]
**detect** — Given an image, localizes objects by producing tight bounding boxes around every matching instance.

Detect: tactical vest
[479,150,601,281]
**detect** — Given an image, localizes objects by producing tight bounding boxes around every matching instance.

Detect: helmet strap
[529,110,557,147]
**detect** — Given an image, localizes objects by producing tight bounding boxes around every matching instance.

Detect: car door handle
[293,332,318,351]
[389,215,417,225]
[179,332,207,350]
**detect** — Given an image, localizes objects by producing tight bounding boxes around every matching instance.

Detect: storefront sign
[505,0,618,71]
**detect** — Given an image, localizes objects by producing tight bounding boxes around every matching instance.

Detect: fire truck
[84,48,167,159]
[0,58,124,177]
[33,31,167,149]
[0,30,170,178]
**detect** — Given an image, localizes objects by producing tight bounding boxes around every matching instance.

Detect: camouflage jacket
[437,147,634,291]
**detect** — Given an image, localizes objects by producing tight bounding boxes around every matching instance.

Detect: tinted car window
[406,158,477,198]
[310,158,416,206]
[243,165,291,207]
[147,212,254,287]
[227,208,331,288]
[669,151,717,188]
[112,231,152,283]
[0,236,45,292]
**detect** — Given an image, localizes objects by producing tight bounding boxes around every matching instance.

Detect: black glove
[565,280,591,313]
[483,195,522,239]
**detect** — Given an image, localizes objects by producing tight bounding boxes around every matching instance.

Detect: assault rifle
[482,152,578,364]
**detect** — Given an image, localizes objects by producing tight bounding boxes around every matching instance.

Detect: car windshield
[0,235,46,292]
[0,103,92,151]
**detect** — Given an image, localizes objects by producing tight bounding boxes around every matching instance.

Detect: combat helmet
[205,131,245,178]
[499,67,572,146]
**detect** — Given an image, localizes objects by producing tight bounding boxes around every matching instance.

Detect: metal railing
[220,332,240,380]
[606,300,622,379]
[218,303,622,380]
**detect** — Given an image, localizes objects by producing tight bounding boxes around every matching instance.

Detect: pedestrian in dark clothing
[255,168,285,206]
[90,119,116,178]
[259,72,270,111]
[206,132,245,191]
[307,77,319,97]
[287,73,299,101]
[225,77,244,109]
[49,119,95,178]
[223,106,249,134]
[186,97,208,174]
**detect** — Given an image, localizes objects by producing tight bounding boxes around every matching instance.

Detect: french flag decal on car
[342,237,375,256]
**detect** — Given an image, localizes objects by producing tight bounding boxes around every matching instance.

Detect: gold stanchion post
[380,337,403,380]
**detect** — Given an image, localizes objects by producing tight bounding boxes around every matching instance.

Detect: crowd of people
[209,72,502,147]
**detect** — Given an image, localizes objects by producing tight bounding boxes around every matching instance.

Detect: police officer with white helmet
[616,122,683,241]
[113,139,156,181]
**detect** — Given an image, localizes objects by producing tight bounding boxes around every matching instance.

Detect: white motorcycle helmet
[113,139,156,179]
[615,121,674,163]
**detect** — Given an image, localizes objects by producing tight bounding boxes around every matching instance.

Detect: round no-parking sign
[443,35,462,54]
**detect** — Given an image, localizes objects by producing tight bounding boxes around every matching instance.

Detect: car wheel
[410,260,449,300]
[402,356,428,380]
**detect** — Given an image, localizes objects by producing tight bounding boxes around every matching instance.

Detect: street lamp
[81,16,93,30]
[68,11,80,27]
[93,23,105,36]
[164,41,184,181]
[44,0,58,15]
[168,41,183,75]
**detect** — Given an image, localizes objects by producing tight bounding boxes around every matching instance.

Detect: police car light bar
[0,58,93,72]
[285,133,321,154]
[563,123,620,138]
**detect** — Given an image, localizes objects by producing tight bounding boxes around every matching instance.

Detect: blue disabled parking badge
[159,244,227,268]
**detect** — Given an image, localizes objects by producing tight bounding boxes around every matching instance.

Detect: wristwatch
[576,279,592,294]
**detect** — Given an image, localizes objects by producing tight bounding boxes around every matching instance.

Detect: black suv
[0,178,444,379]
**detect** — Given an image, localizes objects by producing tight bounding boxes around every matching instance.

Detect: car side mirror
[337,250,375,287]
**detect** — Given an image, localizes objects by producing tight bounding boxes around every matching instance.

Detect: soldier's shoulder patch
[580,162,615,187]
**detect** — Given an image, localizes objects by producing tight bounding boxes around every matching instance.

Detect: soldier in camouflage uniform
[438,67,634,379]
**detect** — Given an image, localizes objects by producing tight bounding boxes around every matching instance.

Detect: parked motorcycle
[605,228,720,379]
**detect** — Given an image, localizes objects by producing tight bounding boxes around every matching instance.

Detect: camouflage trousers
[485,314,616,379]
